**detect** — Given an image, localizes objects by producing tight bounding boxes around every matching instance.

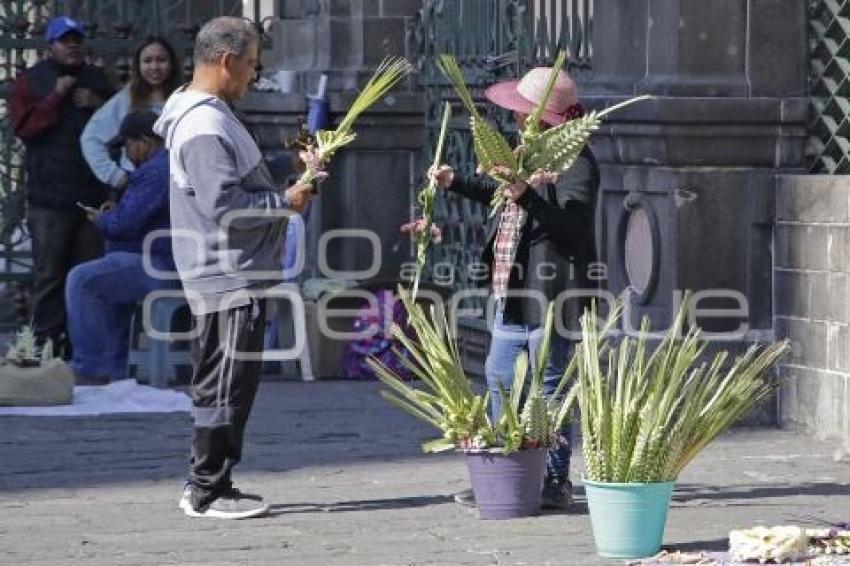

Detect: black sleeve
[447,174,497,206]
[515,154,597,257]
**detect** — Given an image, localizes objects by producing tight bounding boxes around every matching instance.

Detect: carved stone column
[584,0,808,339]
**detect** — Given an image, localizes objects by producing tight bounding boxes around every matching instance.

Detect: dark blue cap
[45,16,85,43]
[108,111,161,148]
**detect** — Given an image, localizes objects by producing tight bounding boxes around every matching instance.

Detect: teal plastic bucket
[583,478,674,559]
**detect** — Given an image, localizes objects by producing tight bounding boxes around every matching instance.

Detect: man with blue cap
[11,15,114,357]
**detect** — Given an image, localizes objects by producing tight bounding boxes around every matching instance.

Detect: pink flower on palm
[299,145,329,181]
[400,218,442,243]
[528,169,559,188]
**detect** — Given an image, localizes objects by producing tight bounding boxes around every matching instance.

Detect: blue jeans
[65,252,171,381]
[485,307,573,479]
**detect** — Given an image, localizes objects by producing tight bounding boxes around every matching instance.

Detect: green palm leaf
[577,295,790,483]
[299,57,411,184]
[411,102,453,299]
[374,287,579,455]
[438,52,651,216]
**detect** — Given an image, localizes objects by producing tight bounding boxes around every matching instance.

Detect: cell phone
[76,201,96,213]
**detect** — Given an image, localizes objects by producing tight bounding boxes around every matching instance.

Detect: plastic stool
[127,295,193,388]
[269,289,314,381]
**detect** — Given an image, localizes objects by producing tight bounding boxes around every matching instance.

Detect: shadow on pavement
[672,482,850,502]
[266,494,454,516]
[663,538,728,552]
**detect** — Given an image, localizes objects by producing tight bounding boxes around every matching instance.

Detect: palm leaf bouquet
[298,57,412,185]
[574,296,790,484]
[404,102,452,299]
[368,288,578,454]
[437,52,651,215]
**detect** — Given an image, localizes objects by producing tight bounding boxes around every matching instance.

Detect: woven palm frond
[436,54,480,117]
[577,296,790,483]
[471,116,516,173]
[438,50,652,214]
[523,111,601,173]
[437,54,515,175]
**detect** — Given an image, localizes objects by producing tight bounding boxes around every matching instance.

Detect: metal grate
[808,0,850,173]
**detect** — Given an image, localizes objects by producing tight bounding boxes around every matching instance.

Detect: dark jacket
[11,58,114,209]
[448,147,601,330]
[95,148,173,268]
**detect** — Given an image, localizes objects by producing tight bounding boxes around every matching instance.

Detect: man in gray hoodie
[154,17,315,519]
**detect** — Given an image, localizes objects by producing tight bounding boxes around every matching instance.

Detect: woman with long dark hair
[81,36,180,192]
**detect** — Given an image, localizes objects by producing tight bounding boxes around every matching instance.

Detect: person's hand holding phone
[76,201,101,222]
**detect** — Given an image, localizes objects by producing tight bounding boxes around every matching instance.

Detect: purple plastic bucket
[465,448,545,519]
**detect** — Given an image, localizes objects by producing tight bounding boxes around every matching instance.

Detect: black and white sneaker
[178,483,192,513]
[180,486,269,520]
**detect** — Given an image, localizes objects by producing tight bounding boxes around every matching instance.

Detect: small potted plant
[368,288,577,520]
[0,326,74,406]
[574,297,790,559]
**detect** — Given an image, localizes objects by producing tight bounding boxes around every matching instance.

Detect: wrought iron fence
[808,0,850,173]
[0,0,245,327]
[411,0,592,373]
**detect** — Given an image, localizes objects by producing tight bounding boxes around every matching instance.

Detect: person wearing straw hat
[428,65,601,511]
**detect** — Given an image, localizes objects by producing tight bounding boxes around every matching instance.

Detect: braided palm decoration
[437,52,651,215]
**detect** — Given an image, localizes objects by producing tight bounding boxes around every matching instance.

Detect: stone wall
[585,0,808,335]
[775,175,850,451]
[583,0,809,427]
[267,0,418,91]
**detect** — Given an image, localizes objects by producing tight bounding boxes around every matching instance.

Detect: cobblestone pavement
[1,381,849,565]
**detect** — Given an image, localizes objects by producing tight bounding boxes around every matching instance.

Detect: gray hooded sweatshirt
[154,87,292,315]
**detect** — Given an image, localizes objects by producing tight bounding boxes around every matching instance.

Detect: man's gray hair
[194,17,258,65]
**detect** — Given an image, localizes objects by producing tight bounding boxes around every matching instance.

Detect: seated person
[66,110,174,384]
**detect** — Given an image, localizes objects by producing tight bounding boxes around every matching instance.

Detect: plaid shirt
[491,202,526,300]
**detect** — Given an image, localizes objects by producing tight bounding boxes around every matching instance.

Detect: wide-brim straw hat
[485,66,579,126]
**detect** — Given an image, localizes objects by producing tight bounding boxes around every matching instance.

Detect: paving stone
[0,382,848,565]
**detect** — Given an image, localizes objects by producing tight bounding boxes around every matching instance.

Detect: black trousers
[27,206,103,346]
[188,298,267,510]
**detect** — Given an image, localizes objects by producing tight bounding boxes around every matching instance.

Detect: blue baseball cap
[45,16,85,43]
